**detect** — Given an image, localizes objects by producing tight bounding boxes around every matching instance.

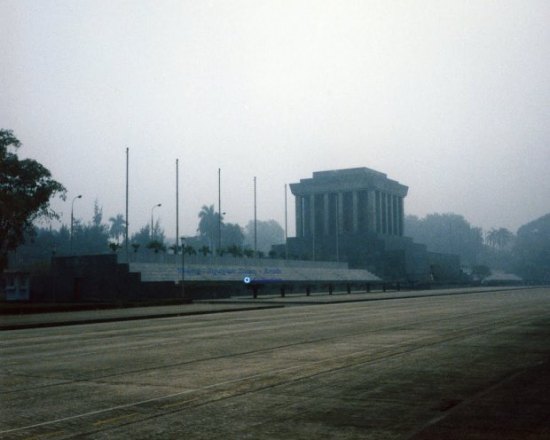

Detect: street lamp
[218,168,221,254]
[70,195,82,253]
[150,203,162,239]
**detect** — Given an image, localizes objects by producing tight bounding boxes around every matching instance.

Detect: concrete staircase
[129,263,381,284]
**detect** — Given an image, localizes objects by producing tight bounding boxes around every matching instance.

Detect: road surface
[1,287,549,439]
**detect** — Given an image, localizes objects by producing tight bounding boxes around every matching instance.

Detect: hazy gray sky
[2,0,549,239]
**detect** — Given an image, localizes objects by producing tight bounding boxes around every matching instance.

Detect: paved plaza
[1,287,549,439]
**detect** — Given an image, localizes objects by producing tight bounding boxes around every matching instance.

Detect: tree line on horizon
[9,201,286,267]
[404,212,550,282]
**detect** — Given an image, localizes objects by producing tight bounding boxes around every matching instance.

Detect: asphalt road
[1,287,549,439]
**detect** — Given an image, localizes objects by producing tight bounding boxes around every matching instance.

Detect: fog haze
[2,0,549,239]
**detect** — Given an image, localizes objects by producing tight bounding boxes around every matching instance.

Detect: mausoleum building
[282,168,461,282]
[291,168,408,238]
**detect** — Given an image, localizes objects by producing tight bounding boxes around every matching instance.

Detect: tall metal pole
[284,184,288,259]
[254,176,257,257]
[176,159,179,254]
[125,148,129,261]
[181,236,185,298]
[218,168,221,254]
[336,194,340,262]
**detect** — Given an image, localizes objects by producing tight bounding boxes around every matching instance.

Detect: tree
[0,129,66,271]
[196,204,244,250]
[199,245,211,257]
[92,200,103,227]
[243,219,284,254]
[184,245,197,256]
[70,217,110,255]
[108,242,121,253]
[404,213,483,265]
[147,240,166,254]
[197,204,223,248]
[513,214,550,282]
[477,227,516,272]
[130,225,151,248]
[486,227,514,250]
[226,244,243,258]
[150,219,165,243]
[63,200,110,255]
[222,222,245,249]
[8,226,63,270]
[109,214,125,244]
[130,221,165,249]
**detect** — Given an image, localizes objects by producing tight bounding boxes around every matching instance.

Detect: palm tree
[109,214,125,244]
[198,205,223,249]
[184,245,197,256]
[147,240,166,254]
[494,227,513,249]
[108,242,121,253]
[226,244,243,258]
[486,227,514,249]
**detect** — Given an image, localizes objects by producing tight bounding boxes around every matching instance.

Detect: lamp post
[150,203,162,240]
[254,176,257,257]
[218,168,221,254]
[284,184,288,260]
[70,195,82,253]
[175,159,179,255]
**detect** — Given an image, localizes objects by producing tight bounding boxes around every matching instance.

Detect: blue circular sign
[243,276,251,284]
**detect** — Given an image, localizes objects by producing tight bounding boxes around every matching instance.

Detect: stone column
[393,196,399,235]
[337,192,344,234]
[379,192,384,234]
[386,194,392,235]
[398,197,404,236]
[352,191,359,233]
[303,196,310,237]
[376,191,382,233]
[384,193,389,234]
[323,193,329,235]
[386,193,391,235]
[295,195,303,238]
[367,189,376,232]
[388,193,394,235]
[310,194,315,238]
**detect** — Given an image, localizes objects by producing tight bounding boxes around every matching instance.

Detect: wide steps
[129,263,380,283]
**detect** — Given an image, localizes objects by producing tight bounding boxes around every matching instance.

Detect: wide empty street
[1,287,550,439]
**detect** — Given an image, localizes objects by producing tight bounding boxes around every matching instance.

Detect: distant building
[281,168,461,281]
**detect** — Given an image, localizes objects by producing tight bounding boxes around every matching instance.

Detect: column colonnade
[294,190,404,238]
